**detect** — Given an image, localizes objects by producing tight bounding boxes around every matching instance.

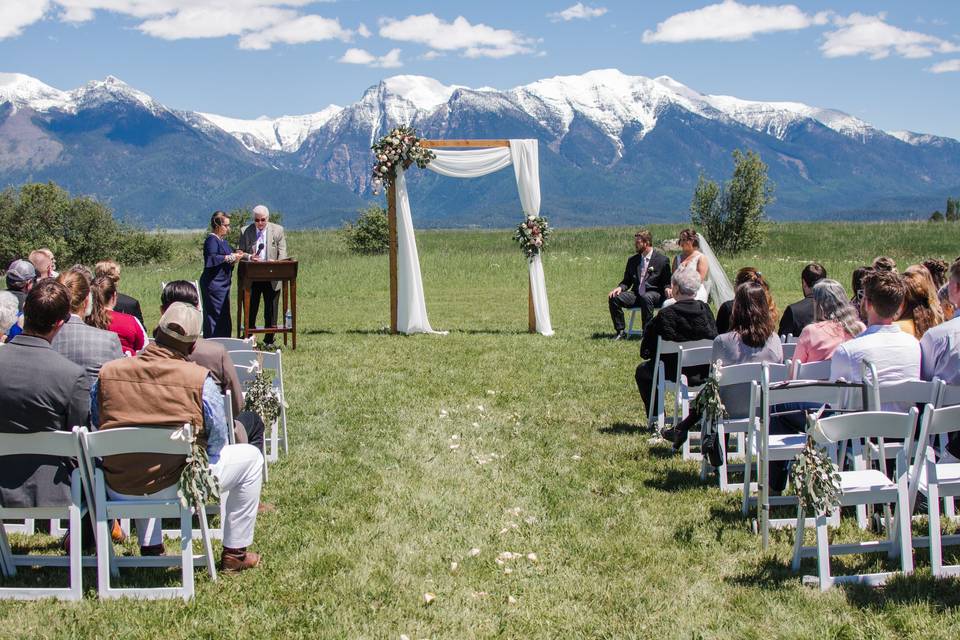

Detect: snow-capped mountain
[0,69,957,226]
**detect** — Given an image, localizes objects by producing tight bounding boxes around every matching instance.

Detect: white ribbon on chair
[393,139,554,335]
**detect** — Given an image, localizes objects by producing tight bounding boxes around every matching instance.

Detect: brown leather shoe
[221,547,260,573]
[140,544,165,556]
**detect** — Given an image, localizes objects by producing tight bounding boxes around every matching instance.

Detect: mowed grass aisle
[3,223,960,638]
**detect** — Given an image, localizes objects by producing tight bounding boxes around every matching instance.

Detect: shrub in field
[946,198,958,222]
[0,182,171,268]
[690,149,774,254]
[342,206,389,255]
[930,210,944,222]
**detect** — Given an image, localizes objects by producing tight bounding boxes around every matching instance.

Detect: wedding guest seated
[160,280,265,450]
[830,269,920,410]
[607,229,671,339]
[792,279,865,368]
[28,248,58,280]
[91,302,264,570]
[635,269,717,426]
[873,256,897,273]
[0,279,89,509]
[716,267,778,334]
[662,281,783,448]
[95,260,144,328]
[0,291,18,343]
[920,258,960,457]
[850,265,871,322]
[924,258,948,290]
[895,265,944,339]
[6,258,37,312]
[51,270,124,386]
[778,263,826,338]
[87,275,146,356]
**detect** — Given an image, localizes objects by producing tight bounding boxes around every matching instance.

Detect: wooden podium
[236,259,298,349]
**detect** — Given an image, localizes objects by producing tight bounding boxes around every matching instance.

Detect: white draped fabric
[393,139,554,335]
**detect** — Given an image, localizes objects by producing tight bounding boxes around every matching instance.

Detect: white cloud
[139,6,295,40]
[642,0,829,43]
[379,13,535,58]
[822,13,960,59]
[421,50,444,60]
[238,14,352,49]
[338,47,402,68]
[928,59,960,73]
[356,22,371,38]
[548,3,607,22]
[0,0,49,39]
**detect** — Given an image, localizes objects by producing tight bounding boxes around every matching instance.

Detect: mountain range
[1,69,958,229]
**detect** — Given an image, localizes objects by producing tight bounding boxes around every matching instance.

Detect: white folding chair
[646,338,715,433]
[702,362,763,493]
[911,403,960,577]
[790,410,916,591]
[231,349,288,461]
[669,344,715,461]
[934,382,960,519]
[756,375,859,547]
[792,359,832,381]
[207,337,257,352]
[79,425,217,601]
[626,307,645,337]
[781,343,797,361]
[0,430,90,600]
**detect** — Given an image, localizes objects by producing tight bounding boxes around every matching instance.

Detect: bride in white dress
[661,228,734,308]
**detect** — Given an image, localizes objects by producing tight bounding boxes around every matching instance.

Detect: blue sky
[3,1,959,137]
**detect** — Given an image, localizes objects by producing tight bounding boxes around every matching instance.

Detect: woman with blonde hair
[896,265,944,339]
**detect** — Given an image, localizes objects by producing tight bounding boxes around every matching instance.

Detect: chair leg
[791,506,805,572]
[717,426,729,491]
[897,488,914,576]
[96,516,113,596]
[280,407,288,456]
[815,513,832,591]
[0,523,15,577]
[197,505,217,582]
[929,479,943,577]
[742,427,754,516]
[68,503,82,600]
[180,509,194,601]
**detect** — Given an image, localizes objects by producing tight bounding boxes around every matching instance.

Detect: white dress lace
[661,252,709,308]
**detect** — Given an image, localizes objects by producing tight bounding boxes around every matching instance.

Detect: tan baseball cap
[157,301,202,345]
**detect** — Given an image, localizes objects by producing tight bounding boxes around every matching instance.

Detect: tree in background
[930,210,944,222]
[690,149,774,254]
[341,206,389,254]
[0,182,171,268]
[946,198,958,222]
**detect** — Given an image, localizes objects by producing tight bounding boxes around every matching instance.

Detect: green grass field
[3,222,960,639]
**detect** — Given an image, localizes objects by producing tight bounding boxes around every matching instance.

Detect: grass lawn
[3,222,960,638]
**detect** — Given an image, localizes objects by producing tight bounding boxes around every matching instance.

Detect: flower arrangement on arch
[513,215,552,258]
[370,125,435,194]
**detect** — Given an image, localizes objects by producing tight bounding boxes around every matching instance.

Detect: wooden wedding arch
[385,139,536,335]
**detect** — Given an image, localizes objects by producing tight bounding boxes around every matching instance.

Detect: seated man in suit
[91,302,264,570]
[778,262,826,339]
[0,279,89,509]
[239,205,287,345]
[634,269,718,423]
[608,229,671,340]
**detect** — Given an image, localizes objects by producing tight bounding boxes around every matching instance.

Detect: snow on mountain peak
[199,106,343,153]
[378,75,460,112]
[73,75,164,114]
[0,72,71,112]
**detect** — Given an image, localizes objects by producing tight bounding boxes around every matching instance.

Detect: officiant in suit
[608,230,671,339]
[239,205,287,344]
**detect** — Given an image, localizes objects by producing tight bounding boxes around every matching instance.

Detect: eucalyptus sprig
[789,414,842,514]
[177,427,221,509]
[692,361,727,425]
[243,366,283,428]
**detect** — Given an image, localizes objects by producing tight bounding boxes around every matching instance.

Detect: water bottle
[285,309,292,329]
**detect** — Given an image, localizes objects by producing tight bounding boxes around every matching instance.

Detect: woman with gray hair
[0,291,19,343]
[793,279,865,365]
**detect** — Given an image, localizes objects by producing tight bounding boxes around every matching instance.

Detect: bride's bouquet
[370,125,435,194]
[513,215,552,258]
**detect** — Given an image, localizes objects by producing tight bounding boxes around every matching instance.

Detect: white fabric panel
[395,168,441,334]
[697,234,735,305]
[510,139,553,336]
[427,147,512,178]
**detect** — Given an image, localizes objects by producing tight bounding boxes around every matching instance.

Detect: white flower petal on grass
[468,547,481,557]
[471,422,480,428]
[503,567,513,575]
[486,390,496,395]
[450,434,459,441]
[524,516,538,525]
[477,405,485,412]
[571,454,582,461]
[423,592,436,605]
[527,552,538,562]
[449,443,460,450]
[450,561,458,571]
[505,506,522,516]
[401,635,410,640]
[507,595,517,604]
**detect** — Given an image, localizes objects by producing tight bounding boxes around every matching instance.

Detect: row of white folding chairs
[0,425,216,601]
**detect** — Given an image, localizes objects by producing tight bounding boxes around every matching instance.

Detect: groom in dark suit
[608,230,671,339]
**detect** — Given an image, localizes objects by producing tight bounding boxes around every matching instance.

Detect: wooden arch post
[387,139,536,335]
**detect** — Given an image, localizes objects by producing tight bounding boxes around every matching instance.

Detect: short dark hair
[23,279,70,334]
[634,229,652,245]
[801,263,827,289]
[851,266,871,296]
[863,269,905,319]
[872,256,897,273]
[161,280,200,309]
[678,228,699,248]
[730,282,775,348]
[210,210,229,231]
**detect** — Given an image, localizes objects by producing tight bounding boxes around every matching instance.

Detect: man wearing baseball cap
[6,258,37,312]
[91,302,264,572]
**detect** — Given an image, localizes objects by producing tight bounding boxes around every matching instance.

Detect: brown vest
[98,343,209,495]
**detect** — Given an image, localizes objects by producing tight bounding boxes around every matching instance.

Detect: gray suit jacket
[0,335,89,507]
[52,315,124,387]
[239,222,288,291]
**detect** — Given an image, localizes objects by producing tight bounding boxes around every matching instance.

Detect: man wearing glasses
[607,230,671,340]
[239,205,288,345]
